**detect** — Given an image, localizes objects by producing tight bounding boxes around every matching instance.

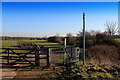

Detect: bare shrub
[95,33,120,47]
[18,42,36,49]
[104,21,118,36]
[86,45,120,66]
[47,35,63,44]
[76,30,98,48]
[66,33,76,45]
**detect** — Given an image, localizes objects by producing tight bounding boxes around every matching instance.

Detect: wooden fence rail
[0,48,50,67]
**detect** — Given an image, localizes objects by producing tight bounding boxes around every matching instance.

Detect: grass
[1,40,18,48]
[116,39,120,42]
[38,62,120,79]
[0,40,64,65]
[1,39,120,79]
[1,40,63,48]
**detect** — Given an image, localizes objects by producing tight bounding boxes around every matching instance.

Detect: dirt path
[1,64,16,80]
[13,66,63,79]
[1,64,64,80]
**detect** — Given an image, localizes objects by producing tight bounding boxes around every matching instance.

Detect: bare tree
[77,29,99,39]
[104,21,118,36]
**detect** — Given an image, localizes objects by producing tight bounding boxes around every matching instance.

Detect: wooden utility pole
[83,13,85,65]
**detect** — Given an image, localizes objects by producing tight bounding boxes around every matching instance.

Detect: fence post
[63,48,66,65]
[47,48,50,66]
[63,38,67,65]
[79,48,81,61]
[7,49,9,64]
[71,47,73,59]
[35,47,40,66]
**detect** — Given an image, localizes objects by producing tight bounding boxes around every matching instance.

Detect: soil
[1,63,65,80]
[1,64,16,80]
[1,52,65,80]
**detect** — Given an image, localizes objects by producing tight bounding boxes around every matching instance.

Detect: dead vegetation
[86,45,120,66]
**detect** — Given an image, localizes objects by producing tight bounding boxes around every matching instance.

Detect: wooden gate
[0,48,50,68]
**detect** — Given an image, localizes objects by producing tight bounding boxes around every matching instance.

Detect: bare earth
[1,64,64,80]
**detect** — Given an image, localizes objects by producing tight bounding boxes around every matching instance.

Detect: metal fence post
[83,13,86,65]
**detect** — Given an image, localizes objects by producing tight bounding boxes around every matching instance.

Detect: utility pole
[83,13,85,65]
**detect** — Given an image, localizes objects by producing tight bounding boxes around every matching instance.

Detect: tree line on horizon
[48,21,120,48]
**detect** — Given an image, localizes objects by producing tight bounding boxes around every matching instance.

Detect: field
[116,39,120,42]
[1,40,65,65]
[1,40,64,48]
[1,39,120,48]
[0,40,65,79]
[1,39,120,79]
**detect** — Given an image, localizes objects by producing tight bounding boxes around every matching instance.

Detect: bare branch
[104,21,118,36]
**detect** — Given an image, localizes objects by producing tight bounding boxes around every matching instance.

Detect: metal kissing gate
[48,47,80,65]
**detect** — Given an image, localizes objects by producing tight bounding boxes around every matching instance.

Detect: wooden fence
[0,48,50,68]
[0,47,81,69]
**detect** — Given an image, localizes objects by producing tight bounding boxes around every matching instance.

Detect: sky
[2,0,120,2]
[2,2,118,37]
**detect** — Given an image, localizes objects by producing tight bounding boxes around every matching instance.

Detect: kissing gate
[49,47,80,65]
[1,46,80,69]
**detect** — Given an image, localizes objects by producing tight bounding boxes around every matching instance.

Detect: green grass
[1,40,64,48]
[1,40,64,56]
[38,62,120,79]
[1,40,64,64]
[1,40,18,48]
[116,39,120,42]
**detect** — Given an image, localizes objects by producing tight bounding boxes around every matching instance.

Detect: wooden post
[7,49,9,64]
[71,47,73,59]
[63,48,65,65]
[64,38,66,48]
[35,47,40,66]
[47,48,50,66]
[79,48,81,61]
[63,38,67,65]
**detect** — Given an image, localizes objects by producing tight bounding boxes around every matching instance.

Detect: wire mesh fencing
[49,47,80,65]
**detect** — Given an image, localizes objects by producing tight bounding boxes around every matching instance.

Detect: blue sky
[2,2,118,37]
[2,0,120,2]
